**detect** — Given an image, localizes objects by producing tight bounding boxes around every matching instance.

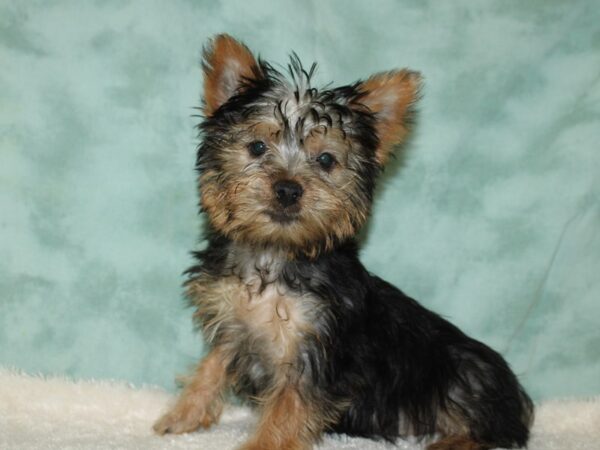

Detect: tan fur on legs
[153,347,229,435]
[427,435,491,450]
[238,385,324,450]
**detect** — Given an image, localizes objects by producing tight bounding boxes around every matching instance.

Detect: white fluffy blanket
[1,370,598,450]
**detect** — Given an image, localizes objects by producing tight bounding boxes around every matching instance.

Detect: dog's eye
[316,152,335,170]
[248,140,267,157]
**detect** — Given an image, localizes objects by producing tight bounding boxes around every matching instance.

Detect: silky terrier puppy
[154,34,533,450]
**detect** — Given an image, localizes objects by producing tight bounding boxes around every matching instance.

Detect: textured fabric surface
[1,370,599,450]
[1,0,599,401]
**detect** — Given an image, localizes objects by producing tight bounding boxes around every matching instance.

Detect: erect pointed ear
[356,70,422,165]
[202,34,262,116]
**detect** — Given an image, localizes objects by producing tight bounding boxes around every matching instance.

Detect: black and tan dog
[154,34,533,450]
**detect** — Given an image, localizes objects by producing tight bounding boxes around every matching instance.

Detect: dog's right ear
[202,34,262,116]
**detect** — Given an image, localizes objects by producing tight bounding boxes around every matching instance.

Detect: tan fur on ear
[357,70,422,165]
[202,34,261,116]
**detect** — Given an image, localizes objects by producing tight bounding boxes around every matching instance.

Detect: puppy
[154,34,533,450]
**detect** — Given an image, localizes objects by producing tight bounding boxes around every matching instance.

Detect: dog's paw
[153,400,220,435]
[426,435,488,450]
[237,443,268,450]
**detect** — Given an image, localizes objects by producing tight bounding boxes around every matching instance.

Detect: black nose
[273,180,303,207]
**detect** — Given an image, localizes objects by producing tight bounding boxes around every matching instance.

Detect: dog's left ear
[355,70,422,165]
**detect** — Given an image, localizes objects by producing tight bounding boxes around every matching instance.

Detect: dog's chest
[237,281,309,361]
[195,247,314,363]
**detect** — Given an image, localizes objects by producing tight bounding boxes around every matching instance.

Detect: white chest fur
[231,247,312,363]
[193,245,315,366]
[236,282,310,363]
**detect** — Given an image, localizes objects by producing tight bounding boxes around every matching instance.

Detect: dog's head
[197,34,421,257]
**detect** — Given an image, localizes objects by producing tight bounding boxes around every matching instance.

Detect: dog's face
[197,35,421,256]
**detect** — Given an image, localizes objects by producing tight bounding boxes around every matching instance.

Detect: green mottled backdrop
[1,0,599,400]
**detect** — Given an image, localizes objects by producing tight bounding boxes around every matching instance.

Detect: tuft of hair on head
[201,34,263,116]
[355,70,422,166]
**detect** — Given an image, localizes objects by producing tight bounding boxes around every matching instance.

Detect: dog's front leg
[153,346,229,435]
[238,384,324,450]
